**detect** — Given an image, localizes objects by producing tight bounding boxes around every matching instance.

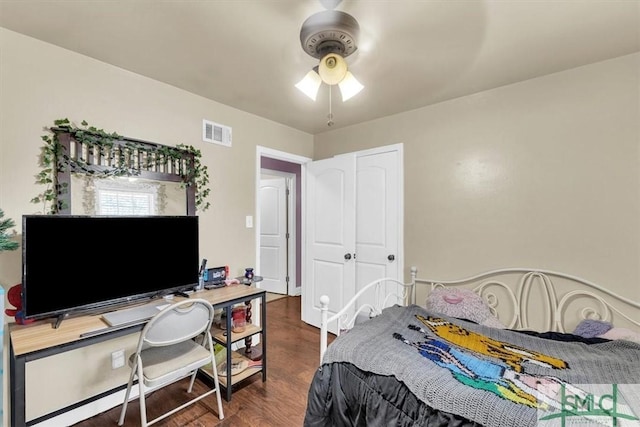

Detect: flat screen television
[22,215,200,323]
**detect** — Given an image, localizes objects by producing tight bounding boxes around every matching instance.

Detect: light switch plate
[245,215,253,228]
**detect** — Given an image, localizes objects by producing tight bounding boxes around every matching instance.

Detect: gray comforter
[305,304,640,427]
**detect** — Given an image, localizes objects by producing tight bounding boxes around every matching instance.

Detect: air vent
[202,119,232,147]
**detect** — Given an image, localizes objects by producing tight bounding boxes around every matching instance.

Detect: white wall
[315,53,640,303]
[0,28,313,424]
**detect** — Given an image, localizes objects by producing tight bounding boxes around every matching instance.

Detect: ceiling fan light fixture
[295,69,322,101]
[338,71,364,101]
[296,7,364,124]
[318,53,348,85]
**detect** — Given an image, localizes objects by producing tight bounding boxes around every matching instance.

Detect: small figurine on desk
[236,270,263,286]
[224,278,241,286]
[5,284,35,325]
[195,258,207,291]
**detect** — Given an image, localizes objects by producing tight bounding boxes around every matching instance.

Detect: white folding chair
[118,298,224,426]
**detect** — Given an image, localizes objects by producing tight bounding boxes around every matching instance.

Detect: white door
[302,155,356,329]
[259,177,288,294]
[355,150,401,306]
[302,144,403,331]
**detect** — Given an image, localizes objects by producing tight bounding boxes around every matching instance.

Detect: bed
[304,267,640,427]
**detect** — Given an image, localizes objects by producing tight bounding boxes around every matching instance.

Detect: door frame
[255,146,311,297]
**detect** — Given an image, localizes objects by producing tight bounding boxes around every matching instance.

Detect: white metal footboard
[319,277,415,362]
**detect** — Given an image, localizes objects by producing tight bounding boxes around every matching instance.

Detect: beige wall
[0,27,313,287]
[315,53,640,303]
[0,28,313,422]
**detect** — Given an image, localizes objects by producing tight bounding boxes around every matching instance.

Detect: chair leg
[137,364,148,427]
[205,336,224,420]
[210,361,224,420]
[118,365,137,426]
[187,369,198,393]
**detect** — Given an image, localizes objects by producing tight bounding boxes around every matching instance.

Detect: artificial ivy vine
[32,118,210,214]
[0,208,19,253]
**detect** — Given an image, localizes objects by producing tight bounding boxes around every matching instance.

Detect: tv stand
[53,313,69,329]
[174,290,191,298]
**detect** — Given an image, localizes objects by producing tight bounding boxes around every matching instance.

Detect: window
[93,178,161,216]
[97,189,156,216]
[75,175,186,216]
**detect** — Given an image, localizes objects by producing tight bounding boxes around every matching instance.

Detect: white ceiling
[1,1,638,135]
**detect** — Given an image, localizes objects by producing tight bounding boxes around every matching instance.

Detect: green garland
[32,119,210,214]
[0,208,19,252]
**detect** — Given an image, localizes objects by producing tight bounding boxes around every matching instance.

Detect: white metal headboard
[410,266,640,333]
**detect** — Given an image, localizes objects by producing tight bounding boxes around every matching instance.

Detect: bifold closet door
[302,154,356,332]
[303,146,403,333]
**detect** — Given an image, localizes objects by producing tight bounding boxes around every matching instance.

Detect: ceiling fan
[295,2,364,125]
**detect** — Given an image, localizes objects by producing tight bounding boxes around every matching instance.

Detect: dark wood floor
[72,296,327,427]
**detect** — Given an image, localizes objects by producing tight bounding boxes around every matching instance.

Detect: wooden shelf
[200,351,262,388]
[211,323,261,344]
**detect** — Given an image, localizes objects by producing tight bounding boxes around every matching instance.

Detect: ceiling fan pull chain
[327,85,334,127]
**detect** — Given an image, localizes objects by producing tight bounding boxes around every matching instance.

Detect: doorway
[255,147,311,301]
[259,172,292,295]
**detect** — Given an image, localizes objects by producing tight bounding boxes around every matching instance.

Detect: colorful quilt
[317,304,640,427]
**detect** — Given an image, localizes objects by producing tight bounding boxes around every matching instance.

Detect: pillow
[598,327,640,344]
[426,287,506,329]
[572,319,613,338]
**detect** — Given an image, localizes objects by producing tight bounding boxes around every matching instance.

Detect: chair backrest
[139,299,214,348]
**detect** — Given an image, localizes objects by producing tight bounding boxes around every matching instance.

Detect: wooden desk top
[10,285,265,356]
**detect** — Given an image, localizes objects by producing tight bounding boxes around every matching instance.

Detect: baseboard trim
[31,387,132,426]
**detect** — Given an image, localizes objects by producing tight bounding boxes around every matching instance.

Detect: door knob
[344,253,352,260]
[387,254,395,261]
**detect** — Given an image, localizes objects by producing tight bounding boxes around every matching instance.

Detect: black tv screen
[22,215,200,321]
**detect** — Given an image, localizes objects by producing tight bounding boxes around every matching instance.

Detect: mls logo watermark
[538,384,640,426]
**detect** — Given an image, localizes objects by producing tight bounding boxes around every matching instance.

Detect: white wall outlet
[245,215,253,228]
[111,349,125,369]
